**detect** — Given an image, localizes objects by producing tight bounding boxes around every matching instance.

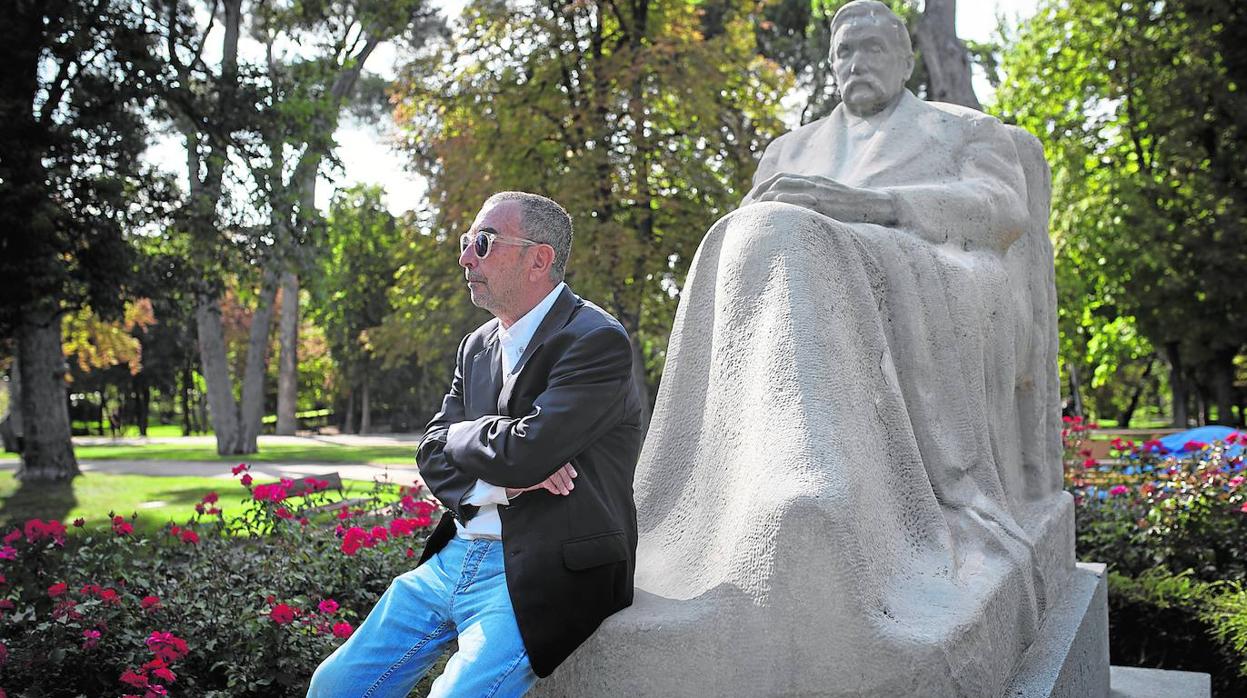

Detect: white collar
[497,282,566,371]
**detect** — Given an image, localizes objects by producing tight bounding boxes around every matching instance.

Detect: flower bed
[0,464,440,697]
[1063,418,1247,692]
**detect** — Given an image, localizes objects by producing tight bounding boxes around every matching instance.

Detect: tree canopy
[995,0,1246,426]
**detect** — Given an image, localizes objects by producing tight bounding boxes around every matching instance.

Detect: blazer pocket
[562,530,628,571]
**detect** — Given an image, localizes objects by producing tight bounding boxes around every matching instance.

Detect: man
[309,191,645,697]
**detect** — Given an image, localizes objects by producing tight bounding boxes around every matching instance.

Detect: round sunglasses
[459,227,544,259]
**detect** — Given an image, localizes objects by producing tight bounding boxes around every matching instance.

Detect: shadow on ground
[0,477,78,528]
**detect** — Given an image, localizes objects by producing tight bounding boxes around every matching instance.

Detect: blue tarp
[1157,425,1244,458]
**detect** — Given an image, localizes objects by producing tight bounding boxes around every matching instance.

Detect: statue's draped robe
[614,91,1068,695]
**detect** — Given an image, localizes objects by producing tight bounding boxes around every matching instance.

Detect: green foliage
[1108,569,1247,694]
[391,0,791,394]
[1067,426,1247,689]
[0,0,171,334]
[306,185,445,423]
[994,0,1247,424]
[0,469,439,696]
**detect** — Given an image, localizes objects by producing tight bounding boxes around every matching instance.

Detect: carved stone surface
[536,2,1073,694]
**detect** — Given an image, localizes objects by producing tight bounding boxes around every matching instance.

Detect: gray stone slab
[1004,562,1110,698]
[1109,666,1211,698]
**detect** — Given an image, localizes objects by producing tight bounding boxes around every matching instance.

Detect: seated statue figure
[535,2,1072,695]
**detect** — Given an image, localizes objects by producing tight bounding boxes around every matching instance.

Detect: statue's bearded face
[831,17,913,116]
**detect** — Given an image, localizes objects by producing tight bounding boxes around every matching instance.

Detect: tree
[156,0,437,452]
[995,0,1247,427]
[248,0,438,436]
[308,185,411,433]
[0,0,165,480]
[391,0,790,411]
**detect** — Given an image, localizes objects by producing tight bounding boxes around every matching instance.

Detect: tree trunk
[629,333,652,435]
[15,317,79,481]
[344,385,356,434]
[360,372,372,435]
[1210,349,1237,426]
[97,389,107,436]
[196,295,243,454]
[238,269,280,452]
[1118,358,1154,428]
[3,355,23,452]
[136,378,149,437]
[275,271,299,435]
[180,363,193,436]
[1165,342,1187,427]
[914,0,982,110]
[1067,362,1084,418]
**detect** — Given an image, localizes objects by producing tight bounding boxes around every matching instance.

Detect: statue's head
[829,1,915,116]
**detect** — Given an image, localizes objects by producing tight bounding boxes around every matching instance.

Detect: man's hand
[505,462,577,499]
[747,173,898,226]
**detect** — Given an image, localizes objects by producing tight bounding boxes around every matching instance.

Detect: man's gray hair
[484,191,574,282]
[830,0,912,55]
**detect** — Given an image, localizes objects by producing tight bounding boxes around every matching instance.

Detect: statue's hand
[748,173,898,226]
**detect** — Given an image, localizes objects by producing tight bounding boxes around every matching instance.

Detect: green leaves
[390,0,789,394]
[995,0,1247,424]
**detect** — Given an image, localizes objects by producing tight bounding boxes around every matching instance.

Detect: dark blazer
[416,286,645,677]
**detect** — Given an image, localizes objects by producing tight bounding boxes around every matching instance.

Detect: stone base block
[1109,666,1211,698]
[1004,562,1110,697]
[535,497,1079,697]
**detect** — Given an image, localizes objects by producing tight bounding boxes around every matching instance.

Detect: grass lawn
[0,472,387,535]
[67,441,416,465]
[72,423,202,439]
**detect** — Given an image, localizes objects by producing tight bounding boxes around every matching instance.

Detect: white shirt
[456,282,567,539]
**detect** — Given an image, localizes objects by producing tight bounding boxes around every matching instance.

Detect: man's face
[831,16,912,116]
[458,200,530,319]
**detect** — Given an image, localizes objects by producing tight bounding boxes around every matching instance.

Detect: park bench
[286,473,372,516]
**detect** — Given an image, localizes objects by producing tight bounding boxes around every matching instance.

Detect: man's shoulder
[566,297,628,341]
[463,317,501,351]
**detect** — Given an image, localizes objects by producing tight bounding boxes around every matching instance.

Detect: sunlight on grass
[67,442,415,465]
[0,472,390,535]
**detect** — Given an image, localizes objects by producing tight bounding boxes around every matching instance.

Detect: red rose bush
[0,467,439,696]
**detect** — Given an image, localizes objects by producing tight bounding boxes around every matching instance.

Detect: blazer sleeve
[443,324,634,489]
[416,335,483,522]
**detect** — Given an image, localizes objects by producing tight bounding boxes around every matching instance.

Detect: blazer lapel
[470,328,503,417]
[497,286,580,415]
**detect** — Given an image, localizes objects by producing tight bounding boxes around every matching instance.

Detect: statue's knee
[721,202,824,259]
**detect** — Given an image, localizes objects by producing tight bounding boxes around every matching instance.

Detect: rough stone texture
[1109,666,1211,698]
[1005,563,1110,698]
[536,3,1074,693]
[536,118,1070,695]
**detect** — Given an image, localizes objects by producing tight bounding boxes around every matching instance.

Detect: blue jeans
[308,537,538,698]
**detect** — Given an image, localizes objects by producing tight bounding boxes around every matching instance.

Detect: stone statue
[534,2,1073,695]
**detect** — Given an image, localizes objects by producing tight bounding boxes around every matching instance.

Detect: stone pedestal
[1005,562,1110,697]
[534,498,1079,697]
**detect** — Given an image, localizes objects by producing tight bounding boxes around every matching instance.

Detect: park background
[0,0,1244,695]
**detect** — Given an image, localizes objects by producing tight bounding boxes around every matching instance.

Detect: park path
[0,433,426,486]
